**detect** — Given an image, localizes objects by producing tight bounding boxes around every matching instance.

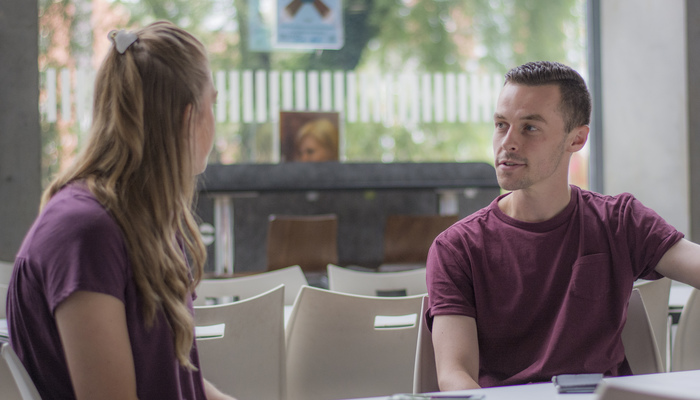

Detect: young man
[426,61,700,390]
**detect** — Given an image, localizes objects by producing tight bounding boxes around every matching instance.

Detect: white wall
[600,0,689,234]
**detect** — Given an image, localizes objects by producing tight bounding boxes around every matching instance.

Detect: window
[39,0,588,187]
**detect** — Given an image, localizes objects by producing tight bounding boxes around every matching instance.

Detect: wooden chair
[327,264,427,297]
[266,214,338,273]
[0,343,42,400]
[672,288,700,371]
[285,286,423,400]
[381,214,458,270]
[195,285,286,400]
[621,288,664,374]
[194,265,307,306]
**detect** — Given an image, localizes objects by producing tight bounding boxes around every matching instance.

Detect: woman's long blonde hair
[42,21,209,369]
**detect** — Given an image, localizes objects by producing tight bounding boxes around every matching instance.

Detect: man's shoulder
[436,203,498,242]
[576,186,638,210]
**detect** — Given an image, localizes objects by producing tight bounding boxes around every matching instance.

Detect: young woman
[6,21,234,400]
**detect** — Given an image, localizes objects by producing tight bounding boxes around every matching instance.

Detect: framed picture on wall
[279,111,342,162]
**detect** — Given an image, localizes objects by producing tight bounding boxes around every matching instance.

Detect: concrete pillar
[0,0,42,261]
[687,1,700,241]
[600,0,690,236]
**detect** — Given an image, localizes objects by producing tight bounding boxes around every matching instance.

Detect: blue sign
[275,0,344,50]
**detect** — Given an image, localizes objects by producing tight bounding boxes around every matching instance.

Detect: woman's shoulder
[32,183,124,249]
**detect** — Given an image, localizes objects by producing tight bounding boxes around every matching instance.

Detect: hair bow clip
[109,29,138,54]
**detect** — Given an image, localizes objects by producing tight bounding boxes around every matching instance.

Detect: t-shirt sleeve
[619,194,684,279]
[426,233,477,330]
[36,194,130,315]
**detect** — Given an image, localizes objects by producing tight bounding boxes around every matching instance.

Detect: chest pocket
[570,253,612,300]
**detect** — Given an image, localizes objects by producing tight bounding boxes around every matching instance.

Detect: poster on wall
[279,111,342,162]
[274,0,344,50]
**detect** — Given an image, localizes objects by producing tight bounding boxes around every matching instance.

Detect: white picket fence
[41,68,503,128]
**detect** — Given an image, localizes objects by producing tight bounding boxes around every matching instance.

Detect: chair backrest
[633,277,672,371]
[266,214,338,272]
[672,288,700,371]
[0,343,42,400]
[285,286,424,400]
[382,214,458,265]
[413,295,439,394]
[195,285,286,400]
[621,288,664,375]
[194,265,307,306]
[327,264,427,297]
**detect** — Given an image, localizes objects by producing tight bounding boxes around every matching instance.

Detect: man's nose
[500,128,519,152]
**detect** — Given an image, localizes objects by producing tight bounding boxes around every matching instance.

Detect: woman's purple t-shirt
[426,185,684,388]
[6,184,207,399]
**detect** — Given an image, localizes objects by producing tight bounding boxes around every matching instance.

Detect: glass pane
[39,0,589,188]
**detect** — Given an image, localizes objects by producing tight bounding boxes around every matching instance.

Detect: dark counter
[196,162,500,273]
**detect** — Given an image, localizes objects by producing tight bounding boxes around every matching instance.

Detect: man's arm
[431,314,481,391]
[655,238,700,289]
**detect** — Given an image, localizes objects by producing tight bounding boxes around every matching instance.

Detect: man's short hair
[504,61,591,133]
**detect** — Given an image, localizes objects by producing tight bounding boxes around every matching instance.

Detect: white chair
[633,277,672,371]
[194,265,307,306]
[285,286,424,400]
[195,285,286,400]
[327,264,427,297]
[412,295,438,394]
[621,288,664,374]
[0,343,42,400]
[672,288,700,371]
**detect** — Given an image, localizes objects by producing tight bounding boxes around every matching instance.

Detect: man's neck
[498,185,572,223]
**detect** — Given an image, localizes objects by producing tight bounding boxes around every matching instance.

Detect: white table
[344,370,700,400]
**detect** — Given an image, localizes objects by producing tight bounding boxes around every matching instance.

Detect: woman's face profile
[297,135,334,162]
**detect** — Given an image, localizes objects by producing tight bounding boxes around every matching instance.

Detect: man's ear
[568,125,589,152]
